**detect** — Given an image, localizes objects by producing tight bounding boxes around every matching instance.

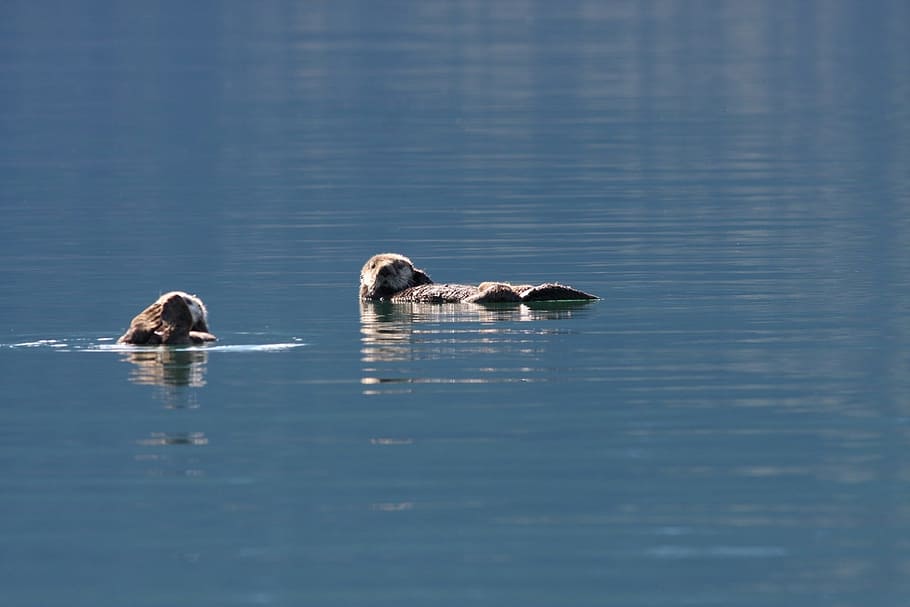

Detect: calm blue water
[2,2,910,605]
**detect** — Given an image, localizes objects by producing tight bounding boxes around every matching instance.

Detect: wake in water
[6,339,70,349]
[93,342,306,353]
[3,335,306,390]
[4,336,306,352]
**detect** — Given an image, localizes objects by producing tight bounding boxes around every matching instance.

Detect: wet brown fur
[359,253,598,303]
[117,292,216,345]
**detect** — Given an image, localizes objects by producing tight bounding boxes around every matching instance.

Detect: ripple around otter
[94,343,307,353]
[4,338,306,353]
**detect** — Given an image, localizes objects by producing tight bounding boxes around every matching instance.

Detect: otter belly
[390,284,489,303]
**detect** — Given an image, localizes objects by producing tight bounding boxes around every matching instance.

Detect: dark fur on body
[117,291,217,345]
[359,253,598,303]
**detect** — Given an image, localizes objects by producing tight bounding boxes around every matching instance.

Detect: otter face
[359,253,432,300]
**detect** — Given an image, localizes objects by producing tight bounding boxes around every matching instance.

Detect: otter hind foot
[519,283,599,302]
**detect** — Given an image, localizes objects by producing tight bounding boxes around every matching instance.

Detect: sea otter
[117,291,217,345]
[359,253,598,303]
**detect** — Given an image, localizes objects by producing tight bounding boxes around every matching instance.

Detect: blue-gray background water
[2,2,909,605]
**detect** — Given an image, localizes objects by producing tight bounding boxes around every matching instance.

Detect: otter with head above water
[359,253,598,303]
[117,291,217,345]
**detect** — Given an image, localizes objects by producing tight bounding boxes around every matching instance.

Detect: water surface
[2,2,909,606]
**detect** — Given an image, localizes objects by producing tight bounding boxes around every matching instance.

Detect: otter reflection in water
[360,298,595,372]
[359,253,598,303]
[122,348,209,388]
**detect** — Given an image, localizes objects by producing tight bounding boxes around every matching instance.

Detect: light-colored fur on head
[359,253,433,300]
[117,291,215,345]
[175,291,208,329]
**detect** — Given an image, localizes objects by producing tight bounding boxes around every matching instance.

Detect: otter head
[171,291,210,332]
[359,253,433,300]
[118,291,215,345]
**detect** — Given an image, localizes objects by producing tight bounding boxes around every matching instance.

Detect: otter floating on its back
[359,253,598,303]
[118,291,217,345]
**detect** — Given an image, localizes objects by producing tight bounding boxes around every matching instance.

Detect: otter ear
[411,268,432,286]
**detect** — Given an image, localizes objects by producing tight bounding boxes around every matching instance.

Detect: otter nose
[378,267,390,277]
